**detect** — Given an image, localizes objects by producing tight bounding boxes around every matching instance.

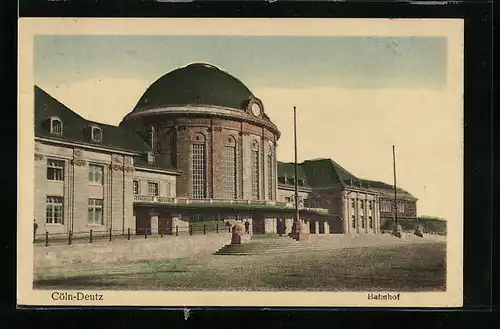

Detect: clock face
[251,102,261,116]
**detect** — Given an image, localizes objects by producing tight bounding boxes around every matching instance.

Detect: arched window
[91,126,102,142]
[223,136,237,199]
[147,152,155,164]
[148,126,155,149]
[49,117,63,135]
[267,143,274,200]
[251,140,260,200]
[191,132,206,199]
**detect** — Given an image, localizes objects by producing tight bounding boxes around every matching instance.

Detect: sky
[33,35,462,222]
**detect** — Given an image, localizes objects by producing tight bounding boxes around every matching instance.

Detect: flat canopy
[134,201,339,219]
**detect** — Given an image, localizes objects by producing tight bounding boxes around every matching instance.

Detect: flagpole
[392,145,398,227]
[294,106,300,229]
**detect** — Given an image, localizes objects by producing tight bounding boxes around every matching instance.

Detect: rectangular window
[224,145,237,199]
[397,202,405,213]
[369,216,373,229]
[267,153,273,199]
[47,159,64,181]
[251,150,260,199]
[148,182,159,197]
[360,216,365,229]
[51,120,62,135]
[46,196,64,224]
[192,143,206,199]
[88,165,104,185]
[88,198,103,225]
[381,201,392,212]
[165,181,171,197]
[351,215,356,228]
[133,180,140,195]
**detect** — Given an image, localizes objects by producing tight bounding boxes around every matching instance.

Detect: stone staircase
[213,233,445,256]
[213,235,322,255]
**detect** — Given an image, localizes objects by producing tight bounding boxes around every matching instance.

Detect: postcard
[18,17,464,307]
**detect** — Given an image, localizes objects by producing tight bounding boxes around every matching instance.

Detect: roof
[35,85,152,153]
[34,85,175,171]
[134,153,176,172]
[360,179,417,200]
[278,158,369,190]
[277,158,416,200]
[131,63,255,112]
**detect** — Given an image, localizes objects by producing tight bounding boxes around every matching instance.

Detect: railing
[133,195,329,213]
[34,222,232,247]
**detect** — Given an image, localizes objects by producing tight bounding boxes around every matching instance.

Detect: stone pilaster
[363,194,370,233]
[150,216,158,235]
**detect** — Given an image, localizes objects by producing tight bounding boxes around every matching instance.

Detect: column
[342,194,349,234]
[374,197,380,234]
[315,221,320,234]
[364,197,368,234]
[324,221,330,234]
[150,216,158,235]
[355,197,359,234]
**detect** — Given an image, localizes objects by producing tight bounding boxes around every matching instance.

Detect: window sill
[88,183,104,186]
[47,180,64,183]
[45,223,64,226]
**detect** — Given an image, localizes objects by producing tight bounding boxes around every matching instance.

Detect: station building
[33,62,417,237]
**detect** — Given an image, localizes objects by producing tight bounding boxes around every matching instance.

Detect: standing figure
[33,219,38,242]
[244,221,250,234]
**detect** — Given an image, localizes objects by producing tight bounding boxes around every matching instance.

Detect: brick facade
[122,111,280,202]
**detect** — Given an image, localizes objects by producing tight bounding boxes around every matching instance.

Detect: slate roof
[131,63,255,112]
[360,179,417,200]
[34,85,176,171]
[134,153,177,172]
[278,158,369,189]
[277,158,416,199]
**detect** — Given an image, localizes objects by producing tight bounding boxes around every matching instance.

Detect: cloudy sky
[34,34,462,222]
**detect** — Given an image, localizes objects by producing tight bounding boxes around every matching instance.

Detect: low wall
[34,233,232,268]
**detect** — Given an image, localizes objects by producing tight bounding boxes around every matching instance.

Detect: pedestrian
[244,221,250,234]
[33,219,38,241]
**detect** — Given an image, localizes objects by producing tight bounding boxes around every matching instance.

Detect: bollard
[203,224,206,235]
[216,223,219,234]
[109,228,112,241]
[68,231,72,245]
[160,228,163,238]
[176,225,178,236]
[144,229,147,239]
[89,229,93,243]
[127,228,131,240]
[189,224,192,235]
[45,231,49,247]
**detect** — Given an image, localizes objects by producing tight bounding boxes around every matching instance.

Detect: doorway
[158,212,173,235]
[309,220,316,234]
[135,208,151,235]
[276,218,286,235]
[252,213,265,234]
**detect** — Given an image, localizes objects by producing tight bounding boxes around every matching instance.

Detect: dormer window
[49,117,63,135]
[91,126,102,142]
[147,152,155,164]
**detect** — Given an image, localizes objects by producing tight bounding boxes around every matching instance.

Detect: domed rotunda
[120,62,281,201]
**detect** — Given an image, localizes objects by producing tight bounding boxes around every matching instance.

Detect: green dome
[133,63,254,112]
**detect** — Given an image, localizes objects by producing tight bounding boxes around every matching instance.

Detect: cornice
[122,105,281,139]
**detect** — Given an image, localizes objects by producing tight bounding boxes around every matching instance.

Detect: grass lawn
[34,242,446,292]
